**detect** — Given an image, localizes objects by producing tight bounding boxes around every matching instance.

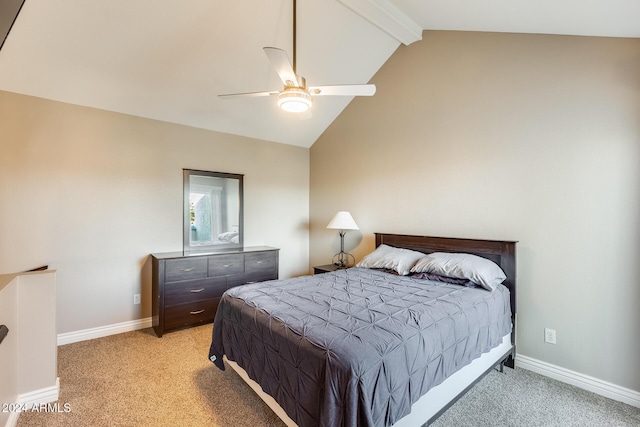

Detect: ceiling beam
[0,0,25,51]
[337,0,422,45]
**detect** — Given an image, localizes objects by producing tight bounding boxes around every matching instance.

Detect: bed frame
[226,233,517,427]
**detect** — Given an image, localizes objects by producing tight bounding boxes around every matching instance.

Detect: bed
[209,233,517,426]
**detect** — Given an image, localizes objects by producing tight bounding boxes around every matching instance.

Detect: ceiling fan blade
[308,84,376,97]
[218,90,278,98]
[263,47,300,87]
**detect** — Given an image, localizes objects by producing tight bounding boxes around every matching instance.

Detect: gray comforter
[209,268,511,427]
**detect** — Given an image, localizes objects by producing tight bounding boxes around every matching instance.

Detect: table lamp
[326,211,359,268]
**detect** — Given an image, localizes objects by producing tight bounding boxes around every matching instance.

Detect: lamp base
[332,252,355,268]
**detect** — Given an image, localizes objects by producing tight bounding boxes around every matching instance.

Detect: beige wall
[0,91,310,335]
[0,275,18,427]
[310,31,640,392]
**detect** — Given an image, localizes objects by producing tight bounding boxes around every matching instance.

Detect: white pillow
[410,252,506,291]
[356,244,425,276]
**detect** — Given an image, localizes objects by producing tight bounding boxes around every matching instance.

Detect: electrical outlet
[544,328,557,344]
[133,294,141,305]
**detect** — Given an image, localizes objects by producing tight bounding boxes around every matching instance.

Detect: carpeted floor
[431,365,640,427]
[17,324,640,427]
[17,325,284,427]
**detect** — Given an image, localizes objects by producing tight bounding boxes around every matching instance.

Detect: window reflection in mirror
[183,170,243,253]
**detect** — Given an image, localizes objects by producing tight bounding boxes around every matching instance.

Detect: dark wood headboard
[375,233,517,354]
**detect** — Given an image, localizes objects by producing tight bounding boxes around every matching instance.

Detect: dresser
[151,246,279,337]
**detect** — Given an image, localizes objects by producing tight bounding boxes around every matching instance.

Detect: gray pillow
[356,244,425,276]
[410,252,506,291]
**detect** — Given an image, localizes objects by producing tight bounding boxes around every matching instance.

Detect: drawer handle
[222,264,232,268]
[180,268,195,272]
[190,309,205,315]
[256,261,263,264]
[245,281,256,284]
[190,288,205,293]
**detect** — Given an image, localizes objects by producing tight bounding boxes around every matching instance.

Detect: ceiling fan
[218,0,376,113]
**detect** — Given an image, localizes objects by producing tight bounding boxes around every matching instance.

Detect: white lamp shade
[326,211,359,230]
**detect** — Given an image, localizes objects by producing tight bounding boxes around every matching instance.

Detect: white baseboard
[17,377,60,408]
[516,353,640,408]
[5,411,20,427]
[4,378,60,427]
[57,317,152,346]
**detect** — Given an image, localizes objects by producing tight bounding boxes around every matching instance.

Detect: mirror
[183,169,243,252]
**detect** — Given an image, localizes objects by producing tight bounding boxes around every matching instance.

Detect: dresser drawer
[245,252,276,274]
[208,254,244,276]
[227,252,278,287]
[164,277,227,306]
[242,271,277,285]
[165,258,208,282]
[164,299,219,330]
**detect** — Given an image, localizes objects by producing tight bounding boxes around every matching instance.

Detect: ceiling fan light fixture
[218,0,375,111]
[277,88,312,112]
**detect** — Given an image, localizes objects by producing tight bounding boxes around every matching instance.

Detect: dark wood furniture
[151,246,279,337]
[313,264,342,274]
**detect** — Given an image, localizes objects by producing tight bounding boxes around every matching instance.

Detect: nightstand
[313,264,343,274]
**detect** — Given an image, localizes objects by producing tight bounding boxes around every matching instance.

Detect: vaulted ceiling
[0,0,638,148]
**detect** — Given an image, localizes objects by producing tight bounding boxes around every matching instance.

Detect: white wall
[16,272,58,395]
[0,91,310,335]
[0,271,57,427]
[310,31,640,393]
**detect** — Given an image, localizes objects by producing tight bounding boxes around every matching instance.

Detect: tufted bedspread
[209,267,511,427]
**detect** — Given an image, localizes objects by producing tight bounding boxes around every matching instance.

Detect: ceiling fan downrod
[292,0,297,75]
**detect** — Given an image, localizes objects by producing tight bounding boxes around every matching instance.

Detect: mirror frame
[183,169,244,253]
